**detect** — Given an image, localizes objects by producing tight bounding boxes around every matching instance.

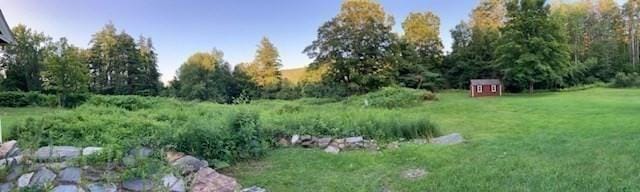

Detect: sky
[2,0,481,83]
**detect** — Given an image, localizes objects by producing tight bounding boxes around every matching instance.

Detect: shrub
[0,92,57,107]
[87,95,157,110]
[612,72,640,88]
[347,87,436,109]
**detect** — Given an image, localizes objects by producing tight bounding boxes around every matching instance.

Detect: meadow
[2,88,640,191]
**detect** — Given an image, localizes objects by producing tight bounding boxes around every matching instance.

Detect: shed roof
[0,9,14,45]
[470,79,501,85]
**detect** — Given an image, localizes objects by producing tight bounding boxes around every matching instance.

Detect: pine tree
[248,37,282,88]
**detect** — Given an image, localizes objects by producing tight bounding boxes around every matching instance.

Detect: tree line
[1,0,640,104]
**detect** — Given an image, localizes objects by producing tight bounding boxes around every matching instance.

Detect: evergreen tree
[495,0,571,92]
[248,37,282,88]
[88,23,118,94]
[137,36,162,95]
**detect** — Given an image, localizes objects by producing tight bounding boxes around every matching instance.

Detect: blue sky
[3,0,480,82]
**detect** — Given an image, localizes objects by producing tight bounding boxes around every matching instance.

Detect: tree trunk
[529,81,534,95]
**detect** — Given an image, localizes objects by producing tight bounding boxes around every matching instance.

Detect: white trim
[491,85,497,92]
[476,85,483,93]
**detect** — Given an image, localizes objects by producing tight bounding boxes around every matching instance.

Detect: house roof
[0,9,14,45]
[470,79,501,85]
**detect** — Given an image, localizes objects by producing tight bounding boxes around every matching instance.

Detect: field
[3,88,640,191]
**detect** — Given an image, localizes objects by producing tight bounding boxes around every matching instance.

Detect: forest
[1,0,639,104]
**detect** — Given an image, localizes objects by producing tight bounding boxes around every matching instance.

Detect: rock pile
[0,141,266,192]
[285,135,379,154]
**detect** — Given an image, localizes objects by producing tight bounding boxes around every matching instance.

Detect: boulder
[290,135,300,144]
[332,139,346,149]
[0,140,17,159]
[29,167,57,187]
[82,147,103,156]
[162,174,186,192]
[52,185,81,192]
[317,137,332,148]
[431,133,464,145]
[17,172,33,188]
[299,135,312,142]
[58,167,82,184]
[122,179,154,192]
[86,183,117,192]
[345,136,364,144]
[166,150,185,163]
[172,155,208,174]
[191,167,240,192]
[35,146,81,161]
[0,155,22,166]
[324,145,340,154]
[242,186,267,192]
[0,183,14,192]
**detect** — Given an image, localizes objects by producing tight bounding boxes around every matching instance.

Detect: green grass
[0,107,63,140]
[227,88,640,191]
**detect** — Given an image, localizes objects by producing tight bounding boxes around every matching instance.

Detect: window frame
[476,85,483,93]
[491,85,497,92]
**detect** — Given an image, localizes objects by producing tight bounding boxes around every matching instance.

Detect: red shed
[470,79,502,97]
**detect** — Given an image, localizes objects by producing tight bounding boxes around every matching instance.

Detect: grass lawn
[0,107,62,140]
[228,88,640,191]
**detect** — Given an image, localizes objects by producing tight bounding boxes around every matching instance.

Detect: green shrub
[347,87,437,109]
[612,72,640,88]
[87,95,157,110]
[0,92,57,107]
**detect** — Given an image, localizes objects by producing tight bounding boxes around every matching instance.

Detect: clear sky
[2,0,480,83]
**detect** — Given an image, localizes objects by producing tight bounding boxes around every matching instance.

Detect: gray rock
[59,167,82,184]
[324,145,340,154]
[128,147,153,158]
[317,137,332,148]
[190,167,240,192]
[35,146,81,161]
[0,155,22,166]
[345,136,364,144]
[6,165,24,181]
[86,183,117,192]
[242,186,268,192]
[17,172,33,188]
[290,135,300,144]
[82,147,103,156]
[162,174,186,192]
[172,155,207,174]
[299,135,312,142]
[0,140,17,159]
[431,133,464,145]
[29,167,56,186]
[122,179,154,192]
[52,185,81,192]
[0,183,14,192]
[277,138,289,147]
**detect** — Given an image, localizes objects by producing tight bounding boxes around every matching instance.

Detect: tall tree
[175,49,235,102]
[400,11,444,89]
[0,25,52,91]
[247,37,282,87]
[304,0,396,94]
[137,36,162,95]
[495,0,571,93]
[113,32,142,95]
[625,0,640,70]
[42,38,89,106]
[88,23,118,94]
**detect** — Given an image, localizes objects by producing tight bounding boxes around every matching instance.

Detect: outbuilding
[470,79,502,97]
[0,9,15,46]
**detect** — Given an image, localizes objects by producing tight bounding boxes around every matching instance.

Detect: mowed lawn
[228,88,640,191]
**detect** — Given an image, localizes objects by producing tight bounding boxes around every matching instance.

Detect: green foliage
[612,72,640,88]
[348,87,436,109]
[87,95,157,110]
[0,92,57,107]
[0,24,52,92]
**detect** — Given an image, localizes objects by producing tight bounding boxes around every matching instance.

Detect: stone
[86,183,117,192]
[401,168,427,180]
[162,174,186,192]
[17,172,33,188]
[332,139,346,149]
[300,140,315,148]
[172,155,208,174]
[166,150,185,163]
[122,179,154,192]
[345,136,364,144]
[59,167,82,184]
[52,185,81,192]
[242,186,267,192]
[0,155,22,166]
[29,167,57,186]
[363,140,379,151]
[385,141,400,150]
[431,133,464,145]
[317,137,332,148]
[290,135,300,144]
[324,145,340,154]
[6,165,24,181]
[277,138,290,147]
[82,147,103,156]
[128,147,153,158]
[0,183,14,192]
[191,167,240,192]
[0,140,17,159]
[299,135,312,142]
[35,146,81,161]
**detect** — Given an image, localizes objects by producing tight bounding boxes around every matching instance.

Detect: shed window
[491,85,497,92]
[476,85,482,93]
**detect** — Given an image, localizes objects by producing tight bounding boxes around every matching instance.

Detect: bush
[347,87,437,109]
[612,72,640,88]
[0,92,57,107]
[87,95,157,110]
